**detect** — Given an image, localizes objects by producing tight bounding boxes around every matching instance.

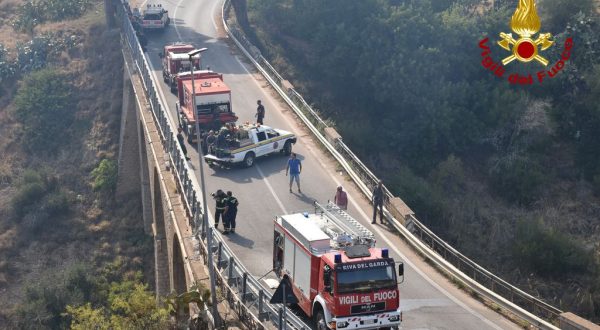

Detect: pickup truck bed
[205,125,296,168]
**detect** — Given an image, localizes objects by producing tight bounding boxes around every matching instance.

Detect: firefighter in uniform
[213,190,226,228]
[223,191,239,234]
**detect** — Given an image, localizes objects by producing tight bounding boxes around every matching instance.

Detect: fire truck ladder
[314,201,376,247]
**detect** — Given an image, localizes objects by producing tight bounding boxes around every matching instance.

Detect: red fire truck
[160,43,200,92]
[176,70,238,143]
[273,202,403,330]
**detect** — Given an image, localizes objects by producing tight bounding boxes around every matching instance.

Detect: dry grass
[0,0,28,49]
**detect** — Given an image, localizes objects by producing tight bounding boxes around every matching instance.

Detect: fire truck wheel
[243,152,255,167]
[314,310,327,330]
[283,141,292,156]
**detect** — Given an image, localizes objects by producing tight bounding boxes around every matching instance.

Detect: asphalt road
[139,0,520,328]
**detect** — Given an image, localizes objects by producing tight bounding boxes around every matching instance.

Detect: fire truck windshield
[336,265,396,293]
[197,102,230,115]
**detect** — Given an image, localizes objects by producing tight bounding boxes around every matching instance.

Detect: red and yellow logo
[479,0,573,85]
[498,0,553,65]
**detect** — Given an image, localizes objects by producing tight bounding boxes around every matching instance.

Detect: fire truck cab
[176,70,238,143]
[160,43,201,92]
[273,202,403,330]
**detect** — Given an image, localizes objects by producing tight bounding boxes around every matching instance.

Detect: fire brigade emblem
[498,0,553,65]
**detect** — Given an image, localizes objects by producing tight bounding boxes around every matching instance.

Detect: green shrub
[512,219,594,277]
[0,43,16,83]
[67,280,170,330]
[11,170,70,232]
[15,263,98,329]
[14,69,75,153]
[16,33,79,72]
[12,170,47,217]
[388,165,448,230]
[44,190,69,216]
[91,159,118,193]
[490,156,546,206]
[13,0,92,33]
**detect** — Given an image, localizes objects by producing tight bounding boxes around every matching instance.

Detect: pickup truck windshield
[143,13,162,20]
[336,265,395,294]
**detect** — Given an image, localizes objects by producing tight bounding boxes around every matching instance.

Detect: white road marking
[255,164,288,214]
[210,0,220,31]
[173,0,184,40]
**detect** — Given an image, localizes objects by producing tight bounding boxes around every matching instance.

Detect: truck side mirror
[398,262,404,284]
[159,52,164,58]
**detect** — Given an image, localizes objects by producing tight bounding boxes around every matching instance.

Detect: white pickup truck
[140,4,170,30]
[204,124,297,167]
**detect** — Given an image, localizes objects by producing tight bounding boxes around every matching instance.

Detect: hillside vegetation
[243,0,600,321]
[0,0,170,328]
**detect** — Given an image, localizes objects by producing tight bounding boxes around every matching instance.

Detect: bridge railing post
[258,290,268,321]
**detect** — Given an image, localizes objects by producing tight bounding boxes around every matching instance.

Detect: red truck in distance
[160,43,200,93]
[176,71,238,143]
[273,202,404,330]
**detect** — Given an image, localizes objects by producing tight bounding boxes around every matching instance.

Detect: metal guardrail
[115,1,310,329]
[221,1,562,328]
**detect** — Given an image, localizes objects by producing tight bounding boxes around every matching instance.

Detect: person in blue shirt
[285,153,302,193]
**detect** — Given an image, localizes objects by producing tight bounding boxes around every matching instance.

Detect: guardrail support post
[227,257,238,286]
[278,308,284,330]
[217,242,223,268]
[241,272,248,303]
[258,290,269,321]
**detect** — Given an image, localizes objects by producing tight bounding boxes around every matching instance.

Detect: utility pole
[187,48,220,327]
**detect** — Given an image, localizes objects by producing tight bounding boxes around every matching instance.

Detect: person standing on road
[372,180,385,224]
[286,153,302,193]
[213,190,226,228]
[222,191,239,234]
[255,100,265,125]
[177,127,191,161]
[334,186,348,210]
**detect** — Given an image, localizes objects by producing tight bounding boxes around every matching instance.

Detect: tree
[231,0,249,29]
[14,68,75,153]
[67,281,170,330]
[539,0,595,31]
[91,159,118,193]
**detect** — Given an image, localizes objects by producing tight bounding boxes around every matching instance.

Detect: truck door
[317,262,336,318]
[273,230,284,276]
[254,130,270,156]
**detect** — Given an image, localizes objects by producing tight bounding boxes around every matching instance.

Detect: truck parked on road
[176,70,238,144]
[273,202,404,330]
[160,43,201,92]
[140,4,170,30]
[204,123,296,167]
